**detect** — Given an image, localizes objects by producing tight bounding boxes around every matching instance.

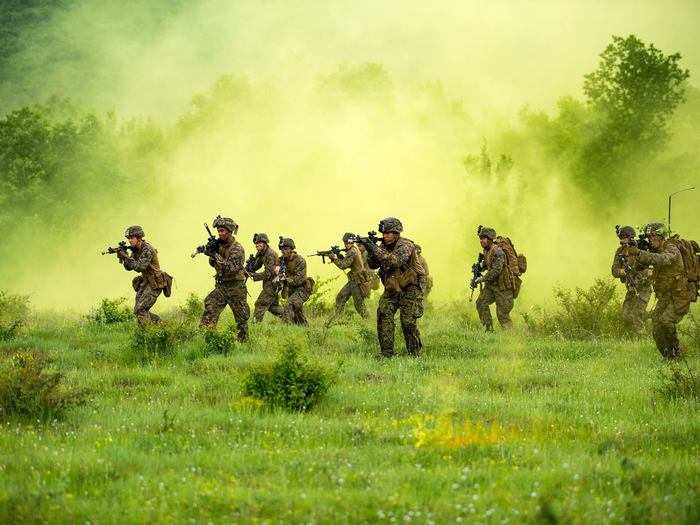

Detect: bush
[680,313,700,352]
[130,323,192,360]
[86,297,133,324]
[306,275,339,317]
[0,291,30,341]
[0,350,86,421]
[243,345,335,412]
[202,327,236,356]
[522,278,626,339]
[178,292,204,324]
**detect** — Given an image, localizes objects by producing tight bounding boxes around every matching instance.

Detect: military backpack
[668,235,700,302]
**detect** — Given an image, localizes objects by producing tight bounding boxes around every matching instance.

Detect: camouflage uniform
[636,231,691,359]
[475,229,515,330]
[415,245,433,298]
[250,244,284,321]
[611,243,652,333]
[281,250,311,326]
[365,218,425,357]
[121,239,166,325]
[333,242,370,319]
[200,235,250,342]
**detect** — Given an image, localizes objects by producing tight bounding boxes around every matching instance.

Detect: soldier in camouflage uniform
[117,225,167,325]
[199,216,250,342]
[474,227,515,331]
[626,223,691,359]
[328,233,371,319]
[278,237,313,326]
[360,217,425,358]
[247,233,284,322]
[415,245,433,298]
[610,225,652,334]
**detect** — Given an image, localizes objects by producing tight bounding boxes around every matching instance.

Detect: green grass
[0,305,698,524]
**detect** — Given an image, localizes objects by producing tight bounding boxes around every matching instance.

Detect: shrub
[522,278,626,339]
[0,350,86,421]
[0,291,30,340]
[306,275,339,317]
[86,297,133,324]
[130,323,192,359]
[243,345,335,412]
[202,327,236,356]
[680,313,700,352]
[178,292,204,324]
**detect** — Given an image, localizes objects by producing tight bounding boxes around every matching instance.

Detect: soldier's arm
[637,244,679,268]
[252,253,275,282]
[287,258,307,286]
[482,247,505,282]
[333,250,355,270]
[215,243,244,273]
[123,246,154,273]
[374,242,412,268]
[611,248,624,278]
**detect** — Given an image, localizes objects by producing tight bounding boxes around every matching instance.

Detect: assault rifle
[191,223,220,258]
[355,231,380,246]
[245,254,258,274]
[618,252,641,298]
[310,246,344,264]
[469,252,485,302]
[101,241,130,255]
[273,256,288,293]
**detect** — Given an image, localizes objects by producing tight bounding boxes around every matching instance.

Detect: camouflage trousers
[134,282,162,326]
[622,285,651,333]
[201,281,250,342]
[253,286,284,322]
[476,285,514,330]
[377,285,424,357]
[651,292,690,359]
[335,281,369,319]
[284,286,310,326]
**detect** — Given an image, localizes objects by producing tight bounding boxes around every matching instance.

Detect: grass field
[0,298,698,524]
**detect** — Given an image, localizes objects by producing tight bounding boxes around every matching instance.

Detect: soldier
[626,223,691,359]
[247,233,284,322]
[611,225,652,334]
[360,217,425,358]
[117,225,168,325]
[278,237,313,326]
[415,244,433,298]
[328,233,371,319]
[473,226,516,331]
[199,216,250,342]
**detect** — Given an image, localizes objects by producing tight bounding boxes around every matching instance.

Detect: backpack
[668,235,700,302]
[495,236,526,277]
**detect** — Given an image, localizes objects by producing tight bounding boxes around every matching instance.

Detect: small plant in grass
[0,291,30,341]
[0,350,86,421]
[202,327,236,356]
[306,275,339,317]
[130,323,191,359]
[86,297,133,324]
[243,345,335,412]
[179,292,204,324]
[656,360,699,401]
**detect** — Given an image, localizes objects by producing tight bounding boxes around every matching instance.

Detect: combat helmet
[644,222,667,238]
[124,225,145,238]
[212,215,238,234]
[615,225,635,239]
[342,232,357,243]
[477,225,496,240]
[253,233,270,244]
[278,236,296,250]
[378,217,403,233]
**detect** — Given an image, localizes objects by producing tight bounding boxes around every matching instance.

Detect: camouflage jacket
[283,252,308,289]
[251,246,279,290]
[121,241,165,289]
[611,245,653,292]
[482,244,511,290]
[637,241,688,296]
[209,237,246,284]
[333,244,368,282]
[367,237,423,292]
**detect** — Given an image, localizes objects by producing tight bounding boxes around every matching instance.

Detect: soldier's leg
[254,289,274,322]
[399,286,424,356]
[475,286,496,331]
[651,296,681,359]
[226,284,250,342]
[268,293,284,318]
[134,285,162,325]
[621,289,640,332]
[335,283,353,316]
[377,293,399,357]
[494,288,514,329]
[285,289,308,326]
[350,282,369,319]
[200,287,227,327]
